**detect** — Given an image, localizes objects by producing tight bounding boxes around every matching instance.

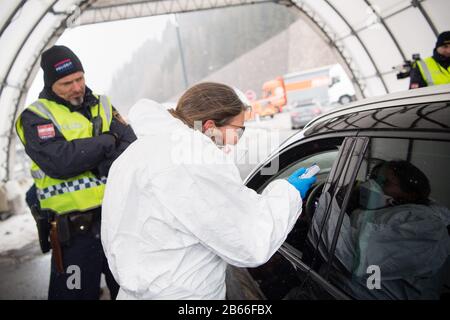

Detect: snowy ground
[0,111,297,299]
[0,212,38,253]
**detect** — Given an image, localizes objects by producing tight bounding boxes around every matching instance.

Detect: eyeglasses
[226,123,246,132]
[215,122,245,139]
[214,120,245,131]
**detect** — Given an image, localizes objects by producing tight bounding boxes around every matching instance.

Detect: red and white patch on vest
[37,124,55,139]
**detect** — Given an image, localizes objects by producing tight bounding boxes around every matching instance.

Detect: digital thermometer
[300,164,320,179]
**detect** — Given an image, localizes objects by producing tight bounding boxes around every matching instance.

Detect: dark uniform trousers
[48,217,119,300]
[26,185,119,300]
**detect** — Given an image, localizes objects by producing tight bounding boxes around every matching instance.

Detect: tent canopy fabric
[0,0,449,182]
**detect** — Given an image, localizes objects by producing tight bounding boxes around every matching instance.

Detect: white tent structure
[0,0,449,186]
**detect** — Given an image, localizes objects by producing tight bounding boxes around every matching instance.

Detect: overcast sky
[26,14,171,106]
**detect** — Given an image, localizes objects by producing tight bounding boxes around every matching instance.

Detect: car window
[277,149,339,251]
[253,138,344,257]
[246,137,350,299]
[272,150,337,181]
[324,137,450,300]
[256,146,340,194]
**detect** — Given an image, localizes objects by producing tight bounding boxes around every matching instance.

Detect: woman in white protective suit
[101,82,316,300]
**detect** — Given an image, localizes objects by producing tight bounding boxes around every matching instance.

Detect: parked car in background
[227,84,450,300]
[290,102,323,129]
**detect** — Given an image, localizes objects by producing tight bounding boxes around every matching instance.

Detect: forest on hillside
[109,3,298,109]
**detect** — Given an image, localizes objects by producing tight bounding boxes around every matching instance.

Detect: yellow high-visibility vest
[15,95,113,215]
[416,57,450,86]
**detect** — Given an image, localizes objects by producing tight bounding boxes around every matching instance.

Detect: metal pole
[412,0,439,37]
[174,14,189,89]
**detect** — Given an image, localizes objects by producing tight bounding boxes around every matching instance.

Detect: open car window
[268,150,337,183]
[245,137,345,299]
[255,139,342,195]
[252,137,346,261]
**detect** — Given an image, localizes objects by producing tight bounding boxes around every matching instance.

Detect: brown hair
[168,82,247,129]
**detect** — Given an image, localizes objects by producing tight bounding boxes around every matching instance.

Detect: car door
[234,133,364,300]
[231,100,450,300]
[321,133,450,300]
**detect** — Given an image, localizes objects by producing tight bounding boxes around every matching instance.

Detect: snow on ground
[0,211,38,253]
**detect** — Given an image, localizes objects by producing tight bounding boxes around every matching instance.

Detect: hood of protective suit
[127,99,237,167]
[101,99,302,300]
[128,99,184,137]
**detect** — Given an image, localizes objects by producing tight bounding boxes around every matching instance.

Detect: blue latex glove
[287,167,317,199]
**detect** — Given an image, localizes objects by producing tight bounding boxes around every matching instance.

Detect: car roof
[280,85,450,147]
[290,85,450,141]
[244,85,450,184]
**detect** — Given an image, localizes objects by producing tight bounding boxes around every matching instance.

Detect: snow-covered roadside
[0,211,38,254]
[0,176,38,254]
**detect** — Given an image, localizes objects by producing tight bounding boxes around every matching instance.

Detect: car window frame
[320,137,369,278]
[245,132,356,192]
[245,133,364,299]
[288,136,368,299]
[319,130,450,299]
[319,130,450,264]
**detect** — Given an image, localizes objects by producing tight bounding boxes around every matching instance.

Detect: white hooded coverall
[101,100,302,299]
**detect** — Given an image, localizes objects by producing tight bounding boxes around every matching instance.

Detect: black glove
[97,139,131,177]
[97,120,137,177]
[102,131,120,147]
[109,119,137,145]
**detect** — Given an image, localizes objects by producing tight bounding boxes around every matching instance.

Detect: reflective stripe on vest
[99,95,112,124]
[417,57,450,86]
[15,95,113,214]
[30,168,46,179]
[37,176,107,201]
[30,101,63,132]
[417,60,434,85]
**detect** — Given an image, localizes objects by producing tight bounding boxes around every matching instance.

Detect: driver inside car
[325,160,450,299]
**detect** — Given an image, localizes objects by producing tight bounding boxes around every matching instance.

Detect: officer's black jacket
[20,86,137,180]
[409,66,428,88]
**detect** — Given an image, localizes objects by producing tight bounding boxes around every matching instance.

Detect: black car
[227,85,450,300]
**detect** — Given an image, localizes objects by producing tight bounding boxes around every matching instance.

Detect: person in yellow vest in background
[15,45,137,300]
[410,31,450,89]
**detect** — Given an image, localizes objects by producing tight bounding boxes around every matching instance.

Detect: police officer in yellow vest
[15,46,136,300]
[410,31,450,89]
